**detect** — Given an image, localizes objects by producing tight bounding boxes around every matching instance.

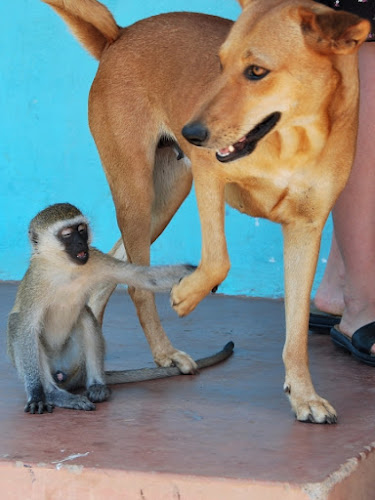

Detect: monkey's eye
[244,65,269,81]
[60,227,73,239]
[78,224,87,234]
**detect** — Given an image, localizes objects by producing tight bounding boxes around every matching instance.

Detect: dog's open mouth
[216,112,281,163]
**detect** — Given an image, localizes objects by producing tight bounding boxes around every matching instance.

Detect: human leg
[313,42,375,354]
[313,232,345,316]
[333,43,375,352]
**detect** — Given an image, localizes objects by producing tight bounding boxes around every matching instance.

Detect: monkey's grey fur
[7,203,197,414]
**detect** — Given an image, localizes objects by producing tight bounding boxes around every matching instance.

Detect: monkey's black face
[58,223,89,265]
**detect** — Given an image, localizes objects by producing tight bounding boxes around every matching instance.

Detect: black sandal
[331,322,375,367]
[309,311,341,334]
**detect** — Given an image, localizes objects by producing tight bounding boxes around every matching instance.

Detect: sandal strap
[352,322,375,354]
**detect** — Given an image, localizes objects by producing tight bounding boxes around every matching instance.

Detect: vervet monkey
[7,203,233,414]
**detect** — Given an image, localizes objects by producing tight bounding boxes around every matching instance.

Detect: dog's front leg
[282,220,337,424]
[171,162,230,317]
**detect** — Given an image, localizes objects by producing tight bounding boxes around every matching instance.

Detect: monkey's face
[58,223,89,265]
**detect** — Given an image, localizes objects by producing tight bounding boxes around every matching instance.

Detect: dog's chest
[223,124,328,222]
[225,166,319,223]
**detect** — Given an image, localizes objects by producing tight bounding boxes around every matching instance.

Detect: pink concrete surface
[0,282,375,499]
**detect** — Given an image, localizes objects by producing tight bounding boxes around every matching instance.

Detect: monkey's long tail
[105,341,234,385]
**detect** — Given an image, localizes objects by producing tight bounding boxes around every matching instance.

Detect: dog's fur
[41,0,369,422]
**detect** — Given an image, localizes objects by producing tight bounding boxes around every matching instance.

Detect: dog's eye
[244,65,269,81]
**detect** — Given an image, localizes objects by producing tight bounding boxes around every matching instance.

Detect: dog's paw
[285,385,337,424]
[171,288,198,317]
[171,265,229,316]
[155,349,198,374]
[171,277,208,317]
[171,266,227,316]
[171,350,199,374]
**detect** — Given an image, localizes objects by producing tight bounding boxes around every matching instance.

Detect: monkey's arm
[7,313,53,414]
[105,341,234,384]
[88,248,196,292]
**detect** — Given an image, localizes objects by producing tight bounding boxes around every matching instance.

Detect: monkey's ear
[29,230,38,246]
[296,7,370,54]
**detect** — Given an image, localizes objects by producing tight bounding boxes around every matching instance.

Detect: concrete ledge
[2,449,375,500]
[0,464,311,500]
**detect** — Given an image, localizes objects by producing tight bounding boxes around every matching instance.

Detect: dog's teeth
[228,145,235,153]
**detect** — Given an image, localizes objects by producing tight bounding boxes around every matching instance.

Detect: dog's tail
[41,0,120,59]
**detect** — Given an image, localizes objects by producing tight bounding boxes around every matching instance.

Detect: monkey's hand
[128,264,197,292]
[24,399,54,415]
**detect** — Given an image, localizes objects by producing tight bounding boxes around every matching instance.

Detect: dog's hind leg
[90,144,196,373]
[131,148,196,373]
[119,147,196,373]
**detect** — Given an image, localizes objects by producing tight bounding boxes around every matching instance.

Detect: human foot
[331,322,375,365]
[336,309,375,355]
[313,294,344,317]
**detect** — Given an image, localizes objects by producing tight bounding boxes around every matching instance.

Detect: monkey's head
[28,203,92,265]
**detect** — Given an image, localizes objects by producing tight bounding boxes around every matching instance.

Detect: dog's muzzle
[182,112,281,163]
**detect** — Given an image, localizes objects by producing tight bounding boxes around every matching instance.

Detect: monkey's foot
[62,395,96,411]
[47,389,96,411]
[24,400,54,415]
[155,349,198,375]
[87,383,111,403]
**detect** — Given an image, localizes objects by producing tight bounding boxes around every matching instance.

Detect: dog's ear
[297,7,370,54]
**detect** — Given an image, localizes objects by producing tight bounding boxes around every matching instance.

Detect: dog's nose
[182,121,209,146]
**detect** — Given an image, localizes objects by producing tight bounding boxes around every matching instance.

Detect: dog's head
[182,0,370,163]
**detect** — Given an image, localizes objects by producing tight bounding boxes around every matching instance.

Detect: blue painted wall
[0,0,332,296]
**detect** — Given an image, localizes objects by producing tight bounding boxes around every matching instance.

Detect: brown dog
[42,0,369,423]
